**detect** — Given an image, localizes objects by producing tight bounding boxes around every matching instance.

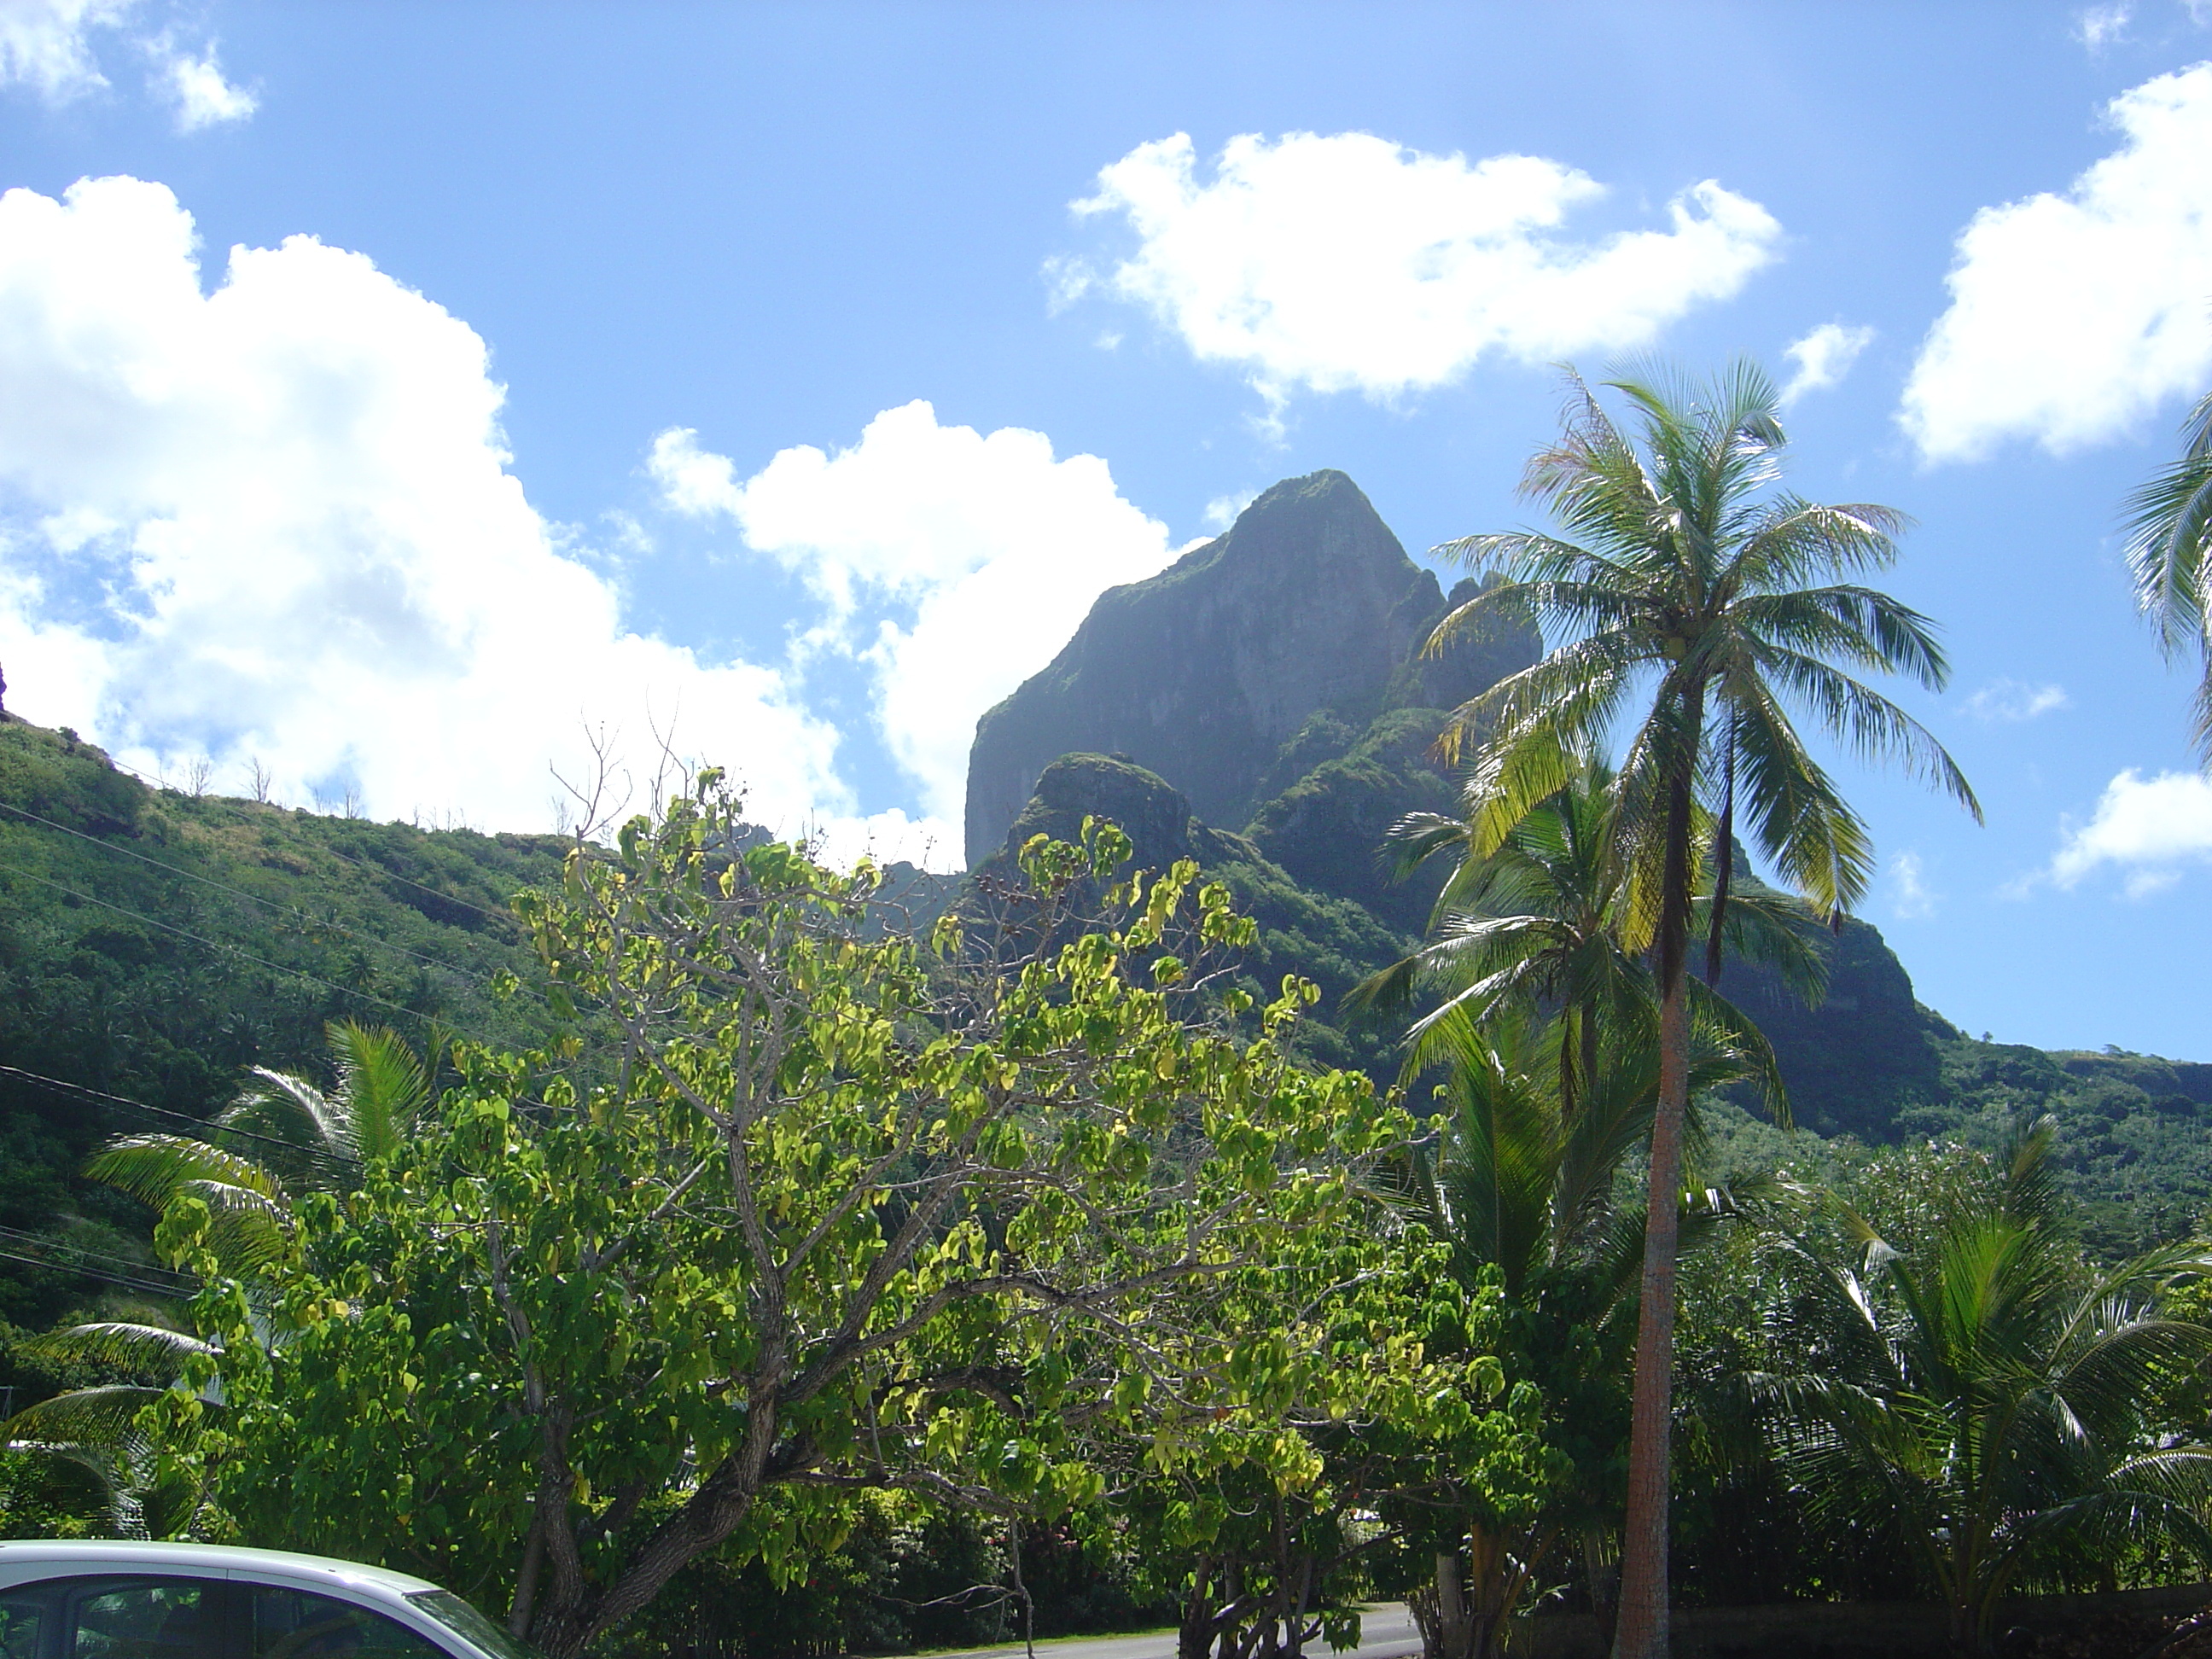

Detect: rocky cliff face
[957,466,1984,1132]
[963,470,1537,865]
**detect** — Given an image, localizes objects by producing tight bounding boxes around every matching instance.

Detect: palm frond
[85,1135,284,1208]
[1746,644,1980,820]
[2122,387,2212,659]
[20,1322,216,1380]
[326,1020,431,1165]
[1,1383,165,1450]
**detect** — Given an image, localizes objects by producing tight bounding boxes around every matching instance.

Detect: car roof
[0,1540,443,1598]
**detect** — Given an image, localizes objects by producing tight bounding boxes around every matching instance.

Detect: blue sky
[1,1,2209,1058]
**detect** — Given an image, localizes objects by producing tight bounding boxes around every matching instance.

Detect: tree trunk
[1180,1556,1218,1659]
[507,1509,544,1640]
[1611,694,1703,1659]
[1433,1550,1473,1659]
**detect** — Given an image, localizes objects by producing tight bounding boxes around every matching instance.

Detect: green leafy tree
[1749,1121,2212,1653]
[2122,388,2212,760]
[1425,362,1978,1659]
[164,777,1417,1659]
[1104,1226,1546,1659]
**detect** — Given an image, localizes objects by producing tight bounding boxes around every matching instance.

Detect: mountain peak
[962,469,1523,865]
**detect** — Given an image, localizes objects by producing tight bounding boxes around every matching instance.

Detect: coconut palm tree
[2122,388,2212,760]
[1423,361,1980,1659]
[1749,1121,2212,1654]
[0,1022,432,1533]
[0,1323,218,1537]
[1350,749,1824,1118]
[85,1019,432,1274]
[1388,1007,1776,1659]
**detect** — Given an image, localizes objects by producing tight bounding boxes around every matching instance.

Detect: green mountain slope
[0,719,565,1325]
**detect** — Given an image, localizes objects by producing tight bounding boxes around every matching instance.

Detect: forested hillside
[0,718,565,1328]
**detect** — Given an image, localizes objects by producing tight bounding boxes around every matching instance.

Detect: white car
[0,1541,537,1659]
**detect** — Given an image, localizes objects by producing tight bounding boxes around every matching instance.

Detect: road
[900,1603,1421,1659]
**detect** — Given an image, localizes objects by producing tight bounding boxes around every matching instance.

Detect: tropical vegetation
[2124,387,2212,760]
[1419,360,1981,1658]
[3,360,2210,1659]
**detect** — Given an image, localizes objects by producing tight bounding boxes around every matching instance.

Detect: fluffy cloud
[0,1,253,130]
[2048,768,2212,894]
[1202,490,1256,532]
[0,0,125,98]
[0,176,865,845]
[1965,678,2070,721]
[1055,130,1783,407]
[649,405,1179,830]
[1901,64,2212,462]
[151,36,253,130]
[1779,322,1875,405]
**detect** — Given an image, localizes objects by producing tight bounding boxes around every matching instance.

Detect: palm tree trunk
[1612,694,1703,1659]
[1706,723,1735,986]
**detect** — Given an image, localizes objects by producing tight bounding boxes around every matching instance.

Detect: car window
[242,1589,446,1659]
[399,1593,537,1659]
[68,1580,217,1659]
[1,1586,58,1659]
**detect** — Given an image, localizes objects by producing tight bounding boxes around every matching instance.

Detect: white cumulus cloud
[1057,130,1783,407]
[1965,678,2070,721]
[649,406,1180,831]
[0,0,126,99]
[1202,489,1255,532]
[2049,768,2212,894]
[1901,63,2212,463]
[153,37,253,130]
[1779,323,1876,405]
[0,2,253,130]
[0,175,864,845]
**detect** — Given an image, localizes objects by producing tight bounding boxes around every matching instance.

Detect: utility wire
[98,754,526,925]
[0,858,490,1042]
[0,1226,195,1289]
[0,798,498,987]
[0,1063,363,1167]
[0,1246,192,1300]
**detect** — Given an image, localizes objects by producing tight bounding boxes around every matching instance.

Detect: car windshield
[402,1593,544,1659]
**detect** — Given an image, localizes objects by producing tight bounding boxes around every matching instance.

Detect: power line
[0,1245,192,1300]
[0,798,498,987]
[0,1226,195,1289]
[97,755,522,925]
[0,857,489,1042]
[0,1063,362,1166]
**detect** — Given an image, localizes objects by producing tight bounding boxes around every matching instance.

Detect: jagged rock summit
[963,469,1535,866]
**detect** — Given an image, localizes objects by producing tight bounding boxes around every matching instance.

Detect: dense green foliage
[128,791,1534,1659]
[1906,1042,2212,1259]
[0,719,562,1328]
[1668,1133,2212,1649]
[1749,1124,2212,1651]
